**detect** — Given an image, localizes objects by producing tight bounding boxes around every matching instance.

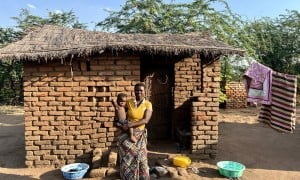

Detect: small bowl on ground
[217,161,245,178]
[61,163,89,180]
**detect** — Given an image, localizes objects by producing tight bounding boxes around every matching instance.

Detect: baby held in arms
[112,93,137,143]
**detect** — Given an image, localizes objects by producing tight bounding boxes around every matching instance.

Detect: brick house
[0,25,243,167]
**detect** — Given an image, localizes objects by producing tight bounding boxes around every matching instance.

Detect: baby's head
[117,93,127,107]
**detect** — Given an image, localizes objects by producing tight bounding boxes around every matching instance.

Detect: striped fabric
[118,129,149,180]
[258,71,297,133]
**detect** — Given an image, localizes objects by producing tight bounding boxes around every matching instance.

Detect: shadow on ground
[1,108,300,180]
[0,173,39,180]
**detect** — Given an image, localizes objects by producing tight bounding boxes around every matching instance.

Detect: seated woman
[117,82,153,180]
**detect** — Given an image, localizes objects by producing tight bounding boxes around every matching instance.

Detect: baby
[112,93,137,143]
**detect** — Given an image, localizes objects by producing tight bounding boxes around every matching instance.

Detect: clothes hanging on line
[258,71,297,133]
[243,62,272,105]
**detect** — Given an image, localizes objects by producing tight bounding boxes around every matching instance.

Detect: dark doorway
[141,56,174,140]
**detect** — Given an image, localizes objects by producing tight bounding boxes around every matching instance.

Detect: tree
[96,0,253,104]
[0,9,87,105]
[97,0,241,35]
[243,10,300,74]
[11,8,87,32]
[242,10,300,96]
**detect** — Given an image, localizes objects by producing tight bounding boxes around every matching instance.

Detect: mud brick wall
[23,54,140,167]
[23,53,221,167]
[225,82,247,108]
[174,55,219,159]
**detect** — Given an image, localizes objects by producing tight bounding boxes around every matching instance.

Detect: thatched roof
[0,25,244,62]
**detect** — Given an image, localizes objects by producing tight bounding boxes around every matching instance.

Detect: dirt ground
[0,105,299,180]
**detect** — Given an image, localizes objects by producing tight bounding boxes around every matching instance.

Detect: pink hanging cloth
[243,62,272,105]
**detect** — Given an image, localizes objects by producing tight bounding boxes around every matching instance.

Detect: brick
[40,145,56,150]
[73,76,89,81]
[191,140,205,145]
[58,135,74,140]
[40,116,55,121]
[197,135,211,140]
[106,168,119,177]
[108,151,118,168]
[92,155,102,169]
[34,150,50,156]
[73,97,87,102]
[39,97,55,101]
[49,82,65,87]
[165,166,178,178]
[198,126,211,131]
[76,145,90,150]
[205,121,218,126]
[43,155,58,160]
[59,145,74,150]
[57,97,73,102]
[32,92,48,97]
[81,129,97,135]
[26,136,40,141]
[24,97,39,102]
[57,106,72,111]
[48,111,64,116]
[26,156,40,161]
[74,106,90,112]
[48,92,63,97]
[76,135,89,140]
[50,131,64,136]
[205,140,218,145]
[205,131,218,135]
[89,168,108,178]
[33,131,49,136]
[35,160,51,165]
[177,167,189,176]
[104,122,114,128]
[64,81,79,87]
[53,150,67,155]
[91,133,106,139]
[94,143,106,148]
[42,136,58,140]
[25,146,40,151]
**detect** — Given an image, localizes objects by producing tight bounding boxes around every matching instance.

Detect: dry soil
[0,105,299,180]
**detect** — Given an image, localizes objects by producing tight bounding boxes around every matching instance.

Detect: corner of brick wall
[225,81,247,109]
[174,56,219,160]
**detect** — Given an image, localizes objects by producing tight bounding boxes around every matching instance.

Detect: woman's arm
[127,109,152,128]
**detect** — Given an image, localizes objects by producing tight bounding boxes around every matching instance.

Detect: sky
[0,0,299,30]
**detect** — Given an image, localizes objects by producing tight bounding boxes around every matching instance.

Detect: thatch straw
[0,25,244,62]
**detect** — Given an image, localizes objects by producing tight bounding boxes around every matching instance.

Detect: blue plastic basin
[61,163,89,180]
[217,161,245,178]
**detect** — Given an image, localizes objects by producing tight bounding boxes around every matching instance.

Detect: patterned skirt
[118,128,149,180]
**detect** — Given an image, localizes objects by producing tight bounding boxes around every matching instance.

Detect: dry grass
[0,105,24,114]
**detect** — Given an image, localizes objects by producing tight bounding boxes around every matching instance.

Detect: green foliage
[219,90,227,103]
[0,27,20,48]
[1,3,299,105]
[243,10,300,74]
[242,10,300,94]
[0,9,87,105]
[0,60,23,105]
[96,0,300,102]
[96,0,252,102]
[96,0,242,35]
[11,9,87,31]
